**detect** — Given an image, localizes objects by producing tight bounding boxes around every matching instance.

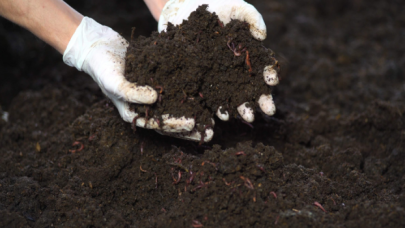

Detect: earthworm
[140,165,148,173]
[154,172,158,189]
[192,220,203,228]
[313,201,327,213]
[69,141,83,153]
[155,85,164,94]
[140,142,144,155]
[186,170,196,185]
[240,176,254,189]
[256,164,266,173]
[192,181,206,192]
[132,116,139,132]
[172,170,182,184]
[275,215,280,225]
[227,40,241,56]
[270,191,277,199]
[88,133,97,141]
[235,151,246,156]
[223,178,233,186]
[218,19,224,28]
[241,120,254,129]
[196,31,202,43]
[246,50,252,73]
[144,107,149,128]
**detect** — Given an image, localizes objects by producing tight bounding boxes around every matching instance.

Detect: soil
[125,5,277,127]
[1,0,405,228]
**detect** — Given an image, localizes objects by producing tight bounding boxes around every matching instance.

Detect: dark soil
[125,5,277,126]
[1,0,405,227]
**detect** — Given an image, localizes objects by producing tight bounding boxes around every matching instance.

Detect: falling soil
[125,5,277,126]
[1,0,405,227]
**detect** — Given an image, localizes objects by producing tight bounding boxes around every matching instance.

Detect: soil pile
[1,0,405,227]
[125,5,278,125]
[1,90,405,227]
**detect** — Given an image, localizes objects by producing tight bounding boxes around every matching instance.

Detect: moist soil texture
[125,5,277,126]
[1,0,405,227]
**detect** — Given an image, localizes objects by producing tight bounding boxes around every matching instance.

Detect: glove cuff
[63,17,114,72]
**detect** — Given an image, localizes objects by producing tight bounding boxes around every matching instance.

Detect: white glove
[158,0,267,41]
[63,17,203,136]
[158,0,279,126]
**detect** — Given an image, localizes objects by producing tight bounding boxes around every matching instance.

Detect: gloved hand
[157,0,279,140]
[63,17,211,139]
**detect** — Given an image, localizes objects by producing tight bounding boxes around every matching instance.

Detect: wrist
[64,17,107,72]
[63,17,126,80]
[144,0,168,21]
[0,0,83,54]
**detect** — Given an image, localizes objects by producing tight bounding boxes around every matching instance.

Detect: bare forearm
[143,0,168,20]
[0,0,83,54]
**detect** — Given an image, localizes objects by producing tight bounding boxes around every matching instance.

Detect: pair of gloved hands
[63,0,279,142]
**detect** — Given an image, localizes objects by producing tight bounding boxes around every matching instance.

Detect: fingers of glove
[258,94,276,116]
[158,0,266,40]
[216,106,230,121]
[156,117,215,142]
[158,0,184,32]
[133,117,190,132]
[79,33,158,105]
[216,2,267,40]
[94,67,158,105]
[263,65,279,86]
[98,70,157,104]
[156,127,214,143]
[133,114,194,132]
[237,102,255,123]
[160,114,195,132]
[111,98,138,123]
[117,81,158,104]
[112,97,194,132]
[133,117,160,129]
[88,49,157,105]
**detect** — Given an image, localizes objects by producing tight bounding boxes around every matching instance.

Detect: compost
[1,0,405,227]
[125,5,277,126]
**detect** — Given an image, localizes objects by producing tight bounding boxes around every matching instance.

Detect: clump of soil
[125,5,278,126]
[3,0,405,227]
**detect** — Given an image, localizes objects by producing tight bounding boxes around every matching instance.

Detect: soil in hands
[3,0,405,227]
[124,5,278,128]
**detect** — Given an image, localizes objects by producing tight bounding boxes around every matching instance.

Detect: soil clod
[125,5,278,127]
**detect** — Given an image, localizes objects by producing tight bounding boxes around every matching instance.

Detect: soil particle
[125,5,278,126]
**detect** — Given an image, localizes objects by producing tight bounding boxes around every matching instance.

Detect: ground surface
[1,0,405,227]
